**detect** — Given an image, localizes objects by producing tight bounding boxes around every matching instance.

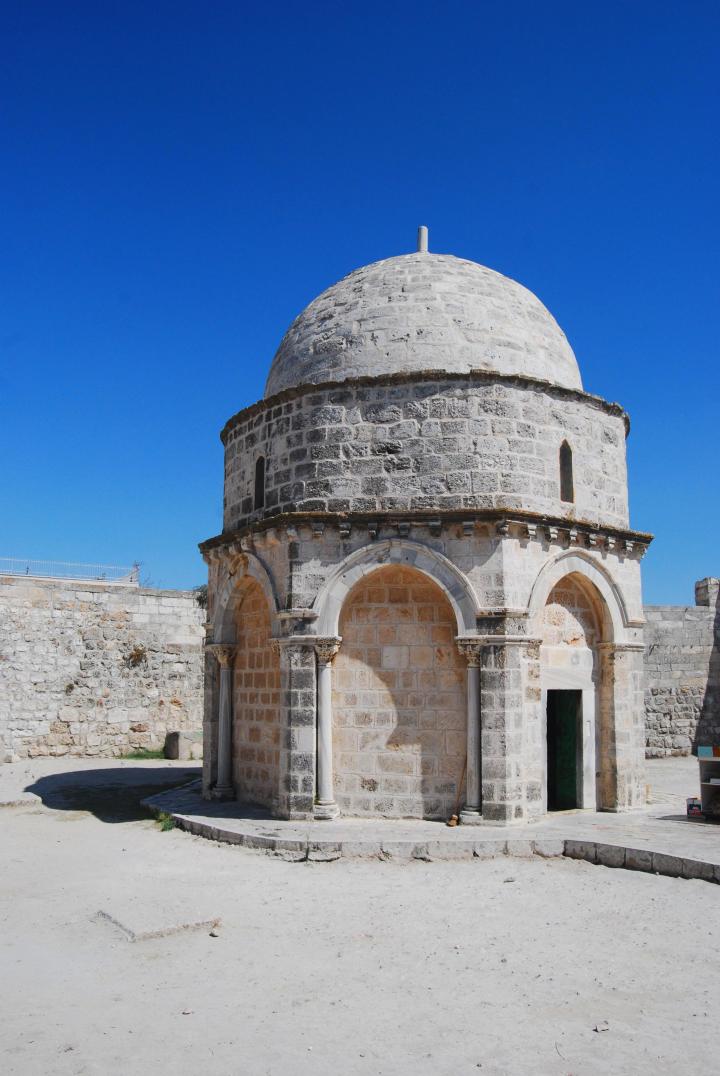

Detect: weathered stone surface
[222,374,630,533]
[564,840,597,863]
[595,843,626,869]
[0,576,204,762]
[531,838,564,858]
[644,583,720,757]
[624,847,653,872]
[652,852,684,877]
[265,254,582,396]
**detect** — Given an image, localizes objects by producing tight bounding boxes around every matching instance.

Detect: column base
[314,801,340,820]
[211,784,235,801]
[459,808,483,826]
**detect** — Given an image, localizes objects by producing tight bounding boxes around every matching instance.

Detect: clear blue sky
[1,1,718,602]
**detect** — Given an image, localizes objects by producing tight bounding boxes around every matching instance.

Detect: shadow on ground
[25,765,200,823]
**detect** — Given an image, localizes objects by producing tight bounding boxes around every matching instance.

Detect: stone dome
[264,252,582,397]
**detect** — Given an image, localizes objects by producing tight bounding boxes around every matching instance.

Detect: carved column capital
[208,643,236,668]
[314,636,342,665]
[456,637,483,667]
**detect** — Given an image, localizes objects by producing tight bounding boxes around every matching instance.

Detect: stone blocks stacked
[221,373,630,534]
[331,564,466,819]
[643,579,720,756]
[0,575,205,762]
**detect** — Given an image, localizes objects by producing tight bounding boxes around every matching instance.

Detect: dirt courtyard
[1,763,719,1075]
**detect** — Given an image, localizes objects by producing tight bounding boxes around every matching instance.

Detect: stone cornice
[219,367,631,445]
[199,507,653,555]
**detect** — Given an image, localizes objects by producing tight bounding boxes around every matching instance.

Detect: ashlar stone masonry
[201,238,652,825]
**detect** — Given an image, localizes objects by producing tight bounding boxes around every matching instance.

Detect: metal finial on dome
[417,225,428,253]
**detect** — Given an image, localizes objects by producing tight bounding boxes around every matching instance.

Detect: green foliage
[156,811,176,832]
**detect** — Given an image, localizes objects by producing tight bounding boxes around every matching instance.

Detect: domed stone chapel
[200,229,651,825]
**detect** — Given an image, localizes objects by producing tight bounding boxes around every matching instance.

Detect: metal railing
[0,558,140,584]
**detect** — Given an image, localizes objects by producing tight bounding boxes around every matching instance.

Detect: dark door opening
[546,689,581,810]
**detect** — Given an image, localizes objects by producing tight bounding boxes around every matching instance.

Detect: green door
[547,690,580,810]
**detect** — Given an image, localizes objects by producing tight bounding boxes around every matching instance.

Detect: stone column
[480,637,542,824]
[273,637,318,819]
[456,638,483,824]
[314,637,342,819]
[209,644,236,800]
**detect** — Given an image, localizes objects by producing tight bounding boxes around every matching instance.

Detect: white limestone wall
[0,576,205,762]
[222,374,630,533]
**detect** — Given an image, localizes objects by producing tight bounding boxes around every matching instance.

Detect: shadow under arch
[213,551,281,644]
[330,561,468,820]
[313,538,480,638]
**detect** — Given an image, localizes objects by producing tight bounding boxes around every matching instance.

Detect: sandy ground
[1,762,719,1075]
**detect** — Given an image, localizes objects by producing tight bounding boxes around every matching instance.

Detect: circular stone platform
[143,781,720,882]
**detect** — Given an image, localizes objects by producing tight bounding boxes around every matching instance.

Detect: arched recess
[331,563,467,820]
[213,551,281,644]
[230,575,281,810]
[313,539,480,637]
[527,550,628,642]
[534,562,626,812]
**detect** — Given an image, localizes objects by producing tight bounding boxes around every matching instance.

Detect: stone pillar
[273,637,317,819]
[480,637,543,824]
[314,637,342,819]
[209,644,236,800]
[201,640,218,798]
[599,642,646,811]
[456,638,483,824]
[695,577,720,608]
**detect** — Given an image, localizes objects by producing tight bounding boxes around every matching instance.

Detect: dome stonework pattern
[265,253,582,397]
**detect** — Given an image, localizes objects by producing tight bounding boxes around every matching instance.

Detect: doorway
[546,689,581,810]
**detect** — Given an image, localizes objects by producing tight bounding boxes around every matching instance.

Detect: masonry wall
[643,581,720,757]
[332,565,466,819]
[222,373,630,533]
[232,578,281,808]
[0,575,205,762]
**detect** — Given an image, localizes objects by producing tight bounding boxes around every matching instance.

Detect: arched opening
[559,440,574,503]
[253,456,266,511]
[540,572,613,811]
[332,565,466,819]
[232,577,280,809]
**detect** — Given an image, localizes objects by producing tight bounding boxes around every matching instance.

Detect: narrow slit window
[559,441,574,503]
[254,456,266,510]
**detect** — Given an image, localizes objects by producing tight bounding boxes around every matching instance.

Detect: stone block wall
[643,579,720,756]
[0,575,205,762]
[232,578,281,808]
[221,372,630,532]
[331,564,466,819]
